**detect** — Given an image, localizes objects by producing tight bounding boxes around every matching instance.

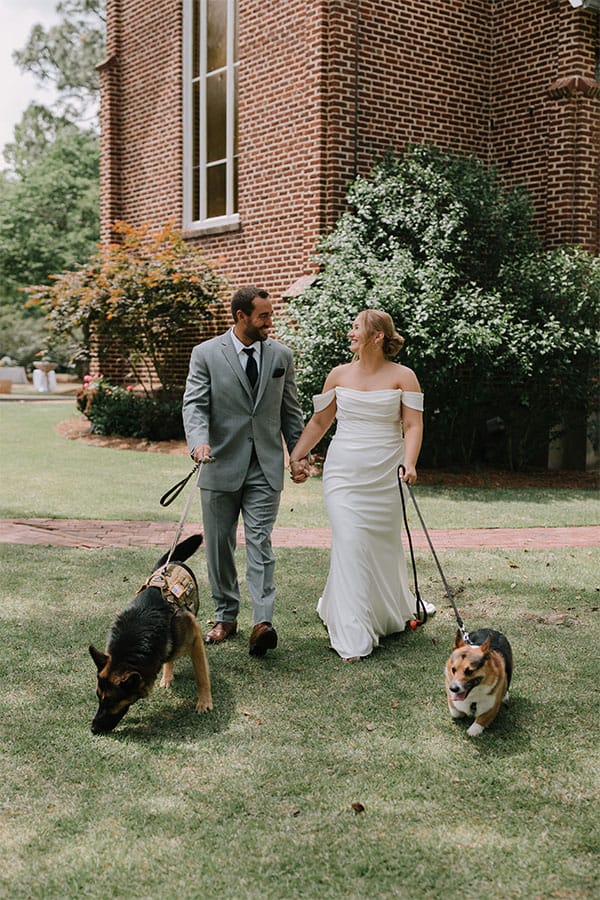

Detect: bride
[289,309,433,661]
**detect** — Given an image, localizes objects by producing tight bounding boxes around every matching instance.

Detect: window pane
[234,64,238,154]
[233,0,238,61]
[233,155,238,212]
[193,166,200,221]
[206,71,226,163]
[207,0,227,72]
[192,0,200,79]
[192,80,200,163]
[207,163,226,218]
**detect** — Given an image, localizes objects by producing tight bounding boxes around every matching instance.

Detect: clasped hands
[289,458,310,483]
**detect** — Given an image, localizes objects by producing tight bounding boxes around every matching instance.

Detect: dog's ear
[453,629,465,649]
[479,635,492,655]
[122,672,143,691]
[89,645,109,671]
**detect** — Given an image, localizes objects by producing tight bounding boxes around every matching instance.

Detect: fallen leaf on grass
[524,612,573,626]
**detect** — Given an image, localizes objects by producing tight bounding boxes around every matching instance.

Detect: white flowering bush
[279,146,599,469]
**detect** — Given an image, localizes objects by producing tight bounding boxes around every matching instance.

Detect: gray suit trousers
[200,453,281,625]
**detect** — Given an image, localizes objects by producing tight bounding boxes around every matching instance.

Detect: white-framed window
[183,0,239,230]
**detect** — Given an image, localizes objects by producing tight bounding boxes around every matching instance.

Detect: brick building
[97,0,599,376]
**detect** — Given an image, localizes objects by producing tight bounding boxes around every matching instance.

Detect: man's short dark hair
[231,286,269,320]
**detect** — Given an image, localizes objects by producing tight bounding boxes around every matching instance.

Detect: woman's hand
[290,458,310,483]
[400,463,417,485]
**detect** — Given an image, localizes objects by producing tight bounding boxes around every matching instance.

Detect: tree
[278,145,599,470]
[0,127,100,298]
[26,221,227,394]
[0,1,105,367]
[12,0,105,126]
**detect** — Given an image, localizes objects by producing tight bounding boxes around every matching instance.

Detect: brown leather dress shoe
[249,622,278,657]
[205,621,237,644]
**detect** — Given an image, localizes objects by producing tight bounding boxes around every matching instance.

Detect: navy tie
[242,347,258,388]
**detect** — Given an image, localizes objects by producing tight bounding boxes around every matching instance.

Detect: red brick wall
[323,0,493,229]
[98,0,599,385]
[491,0,599,249]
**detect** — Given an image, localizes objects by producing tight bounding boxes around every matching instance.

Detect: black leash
[160,457,214,569]
[160,463,201,507]
[397,466,428,627]
[397,465,471,643]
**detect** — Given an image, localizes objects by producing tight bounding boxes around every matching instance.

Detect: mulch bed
[55,415,599,490]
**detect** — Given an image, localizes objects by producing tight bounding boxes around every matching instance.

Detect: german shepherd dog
[445,629,513,737]
[89,534,213,734]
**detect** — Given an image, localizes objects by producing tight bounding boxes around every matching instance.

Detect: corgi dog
[445,628,513,737]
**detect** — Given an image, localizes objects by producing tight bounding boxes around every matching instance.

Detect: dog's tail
[154,533,203,570]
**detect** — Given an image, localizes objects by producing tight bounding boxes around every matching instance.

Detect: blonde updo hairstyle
[360,309,405,358]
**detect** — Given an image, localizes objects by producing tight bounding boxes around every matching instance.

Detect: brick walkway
[0,518,598,550]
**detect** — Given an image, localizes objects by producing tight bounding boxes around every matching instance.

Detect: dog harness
[137,563,199,616]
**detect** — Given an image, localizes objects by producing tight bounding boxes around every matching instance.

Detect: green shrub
[77,377,184,441]
[0,305,47,368]
[27,221,226,394]
[278,145,599,470]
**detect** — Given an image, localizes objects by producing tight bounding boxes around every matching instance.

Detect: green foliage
[0,127,100,295]
[279,145,600,469]
[0,306,47,368]
[27,221,226,394]
[2,103,76,175]
[0,1,104,366]
[12,0,105,125]
[76,376,185,440]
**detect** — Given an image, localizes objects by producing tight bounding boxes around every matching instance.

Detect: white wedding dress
[314,387,425,660]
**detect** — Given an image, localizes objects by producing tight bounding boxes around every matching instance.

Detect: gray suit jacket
[182,331,305,492]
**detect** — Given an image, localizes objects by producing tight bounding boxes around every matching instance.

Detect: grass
[0,401,598,528]
[1,543,599,898]
[1,400,599,897]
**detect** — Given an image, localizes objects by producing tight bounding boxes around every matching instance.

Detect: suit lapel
[254,341,273,406]
[221,337,254,401]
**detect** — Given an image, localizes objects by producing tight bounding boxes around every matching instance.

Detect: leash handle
[397,466,428,626]
[160,465,199,507]
[162,457,214,569]
[399,466,471,644]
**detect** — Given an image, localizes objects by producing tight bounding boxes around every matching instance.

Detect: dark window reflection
[207,163,226,218]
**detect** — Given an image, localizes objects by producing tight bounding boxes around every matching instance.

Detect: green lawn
[1,544,598,899]
[1,402,598,528]
[1,401,599,897]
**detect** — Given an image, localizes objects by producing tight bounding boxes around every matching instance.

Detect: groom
[182,286,308,657]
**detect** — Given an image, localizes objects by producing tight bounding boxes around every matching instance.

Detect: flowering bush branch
[27,221,227,394]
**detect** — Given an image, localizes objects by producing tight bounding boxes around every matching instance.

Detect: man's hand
[290,458,310,483]
[191,444,212,462]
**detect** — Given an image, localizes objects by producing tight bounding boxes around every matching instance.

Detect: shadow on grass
[95,669,236,744]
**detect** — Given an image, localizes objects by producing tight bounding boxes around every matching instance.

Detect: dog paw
[160,662,174,689]
[467,722,484,737]
[195,699,213,714]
